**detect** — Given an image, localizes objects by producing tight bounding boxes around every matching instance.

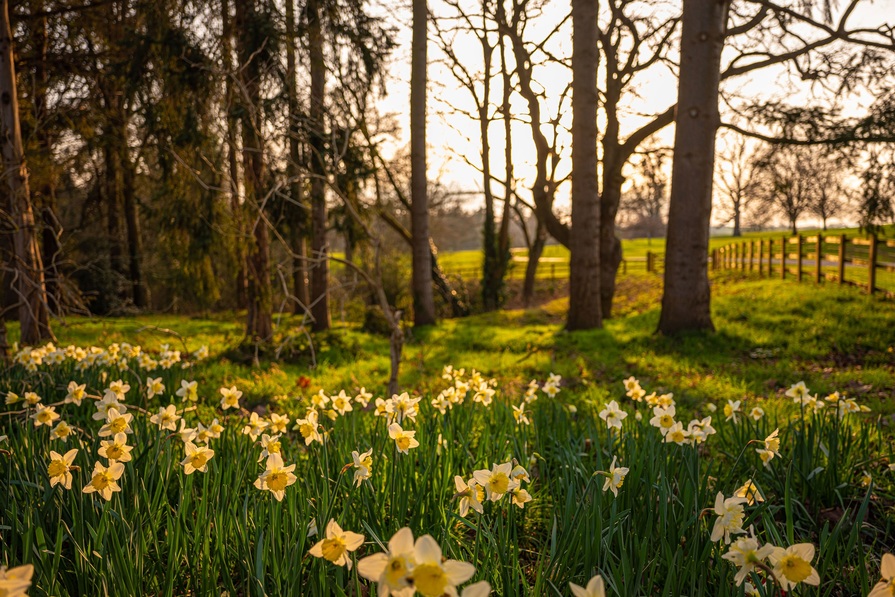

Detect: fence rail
[443,252,665,282]
[712,233,895,297]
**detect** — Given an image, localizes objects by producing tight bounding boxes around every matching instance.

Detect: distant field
[439,226,895,290]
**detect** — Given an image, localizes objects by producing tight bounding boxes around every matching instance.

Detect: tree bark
[658,0,730,335]
[120,112,147,307]
[285,0,309,315]
[522,220,546,307]
[235,0,273,342]
[222,0,247,310]
[410,0,436,326]
[0,0,53,343]
[308,0,330,331]
[479,7,498,312]
[567,0,601,331]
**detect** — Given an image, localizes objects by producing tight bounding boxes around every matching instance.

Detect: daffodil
[570,574,605,597]
[65,381,87,406]
[106,379,130,400]
[599,400,627,430]
[24,391,42,406]
[176,379,199,403]
[4,391,21,405]
[258,434,282,461]
[207,418,224,438]
[768,543,820,590]
[177,419,197,443]
[355,387,373,407]
[785,381,809,402]
[32,404,60,427]
[602,456,629,497]
[734,480,764,505]
[387,393,420,424]
[460,581,492,596]
[710,492,748,544]
[454,476,484,517]
[388,423,420,455]
[331,390,354,415]
[687,417,716,444]
[254,453,297,501]
[268,412,289,434]
[357,526,416,597]
[411,534,476,597]
[98,433,133,463]
[512,403,530,425]
[869,553,895,597]
[146,377,165,399]
[181,441,214,474]
[510,464,531,484]
[472,462,519,501]
[351,449,373,486]
[308,519,364,569]
[722,536,776,586]
[724,400,741,423]
[99,408,133,437]
[149,404,180,431]
[656,393,675,408]
[749,407,764,421]
[47,449,78,489]
[219,385,242,409]
[0,563,34,597]
[242,412,268,441]
[649,405,676,436]
[665,421,691,445]
[310,389,329,409]
[50,420,75,442]
[294,409,323,445]
[510,487,532,508]
[82,461,124,501]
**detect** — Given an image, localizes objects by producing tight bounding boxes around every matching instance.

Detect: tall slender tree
[235,0,274,342]
[0,0,53,343]
[658,0,730,334]
[567,0,601,331]
[411,0,435,326]
[308,0,330,331]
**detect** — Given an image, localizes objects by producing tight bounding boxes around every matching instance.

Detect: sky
[370,0,895,229]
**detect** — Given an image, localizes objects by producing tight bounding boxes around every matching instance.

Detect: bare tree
[715,134,759,236]
[753,145,817,234]
[619,142,669,240]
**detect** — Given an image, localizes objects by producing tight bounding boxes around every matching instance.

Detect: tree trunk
[733,208,741,237]
[495,21,513,287]
[567,0,601,331]
[120,113,147,307]
[658,0,730,335]
[479,7,499,312]
[0,0,52,343]
[222,0,247,310]
[33,5,61,313]
[308,0,330,331]
[235,0,273,342]
[285,0,309,315]
[790,219,797,235]
[522,221,546,307]
[410,0,435,326]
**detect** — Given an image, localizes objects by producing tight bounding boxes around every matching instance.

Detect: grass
[2,273,895,595]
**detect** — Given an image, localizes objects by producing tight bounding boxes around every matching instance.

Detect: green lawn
[17,272,895,418]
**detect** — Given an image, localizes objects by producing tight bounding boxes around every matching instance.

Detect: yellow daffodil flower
[308,519,364,569]
[47,449,78,489]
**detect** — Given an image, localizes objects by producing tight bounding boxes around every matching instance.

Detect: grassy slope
[29,272,895,417]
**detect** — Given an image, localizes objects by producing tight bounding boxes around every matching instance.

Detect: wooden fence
[712,233,895,296]
[444,252,665,282]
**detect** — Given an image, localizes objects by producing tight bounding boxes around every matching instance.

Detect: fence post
[647,251,654,273]
[758,240,764,276]
[868,234,877,294]
[748,241,754,272]
[780,237,786,280]
[838,234,846,285]
[796,234,803,282]
[815,233,822,284]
